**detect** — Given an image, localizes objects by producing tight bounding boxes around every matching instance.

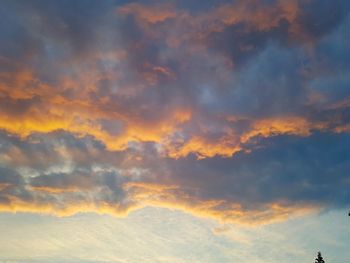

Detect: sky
[0,0,349,262]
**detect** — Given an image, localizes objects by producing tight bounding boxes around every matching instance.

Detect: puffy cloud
[0,0,349,224]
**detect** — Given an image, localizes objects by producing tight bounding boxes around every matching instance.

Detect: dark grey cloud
[156,132,350,208]
[0,166,23,186]
[1,129,349,222]
[207,19,290,66]
[207,0,350,67]
[297,0,349,39]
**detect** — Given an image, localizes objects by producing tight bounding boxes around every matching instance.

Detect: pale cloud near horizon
[0,208,349,262]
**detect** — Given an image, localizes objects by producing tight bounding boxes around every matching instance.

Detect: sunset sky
[0,0,350,262]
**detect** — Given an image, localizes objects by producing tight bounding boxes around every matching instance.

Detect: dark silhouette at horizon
[315,252,325,263]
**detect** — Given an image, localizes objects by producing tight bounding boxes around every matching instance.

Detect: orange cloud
[240,117,324,143]
[199,0,299,31]
[163,136,242,159]
[0,70,339,160]
[0,1,345,161]
[0,196,136,218]
[0,179,320,225]
[123,181,319,225]
[29,186,86,194]
[0,68,193,152]
[0,183,12,191]
[117,3,177,23]
[116,0,302,42]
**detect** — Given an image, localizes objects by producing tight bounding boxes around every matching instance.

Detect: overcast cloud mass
[0,0,349,227]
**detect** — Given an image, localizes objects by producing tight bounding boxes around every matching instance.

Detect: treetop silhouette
[315,252,325,263]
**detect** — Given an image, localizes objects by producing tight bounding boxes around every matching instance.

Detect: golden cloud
[0,182,319,225]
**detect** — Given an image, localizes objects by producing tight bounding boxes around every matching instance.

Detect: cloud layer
[0,0,349,224]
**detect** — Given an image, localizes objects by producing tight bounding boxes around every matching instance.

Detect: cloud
[0,131,349,224]
[0,0,349,224]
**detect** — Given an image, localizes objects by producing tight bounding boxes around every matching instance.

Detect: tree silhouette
[315,252,325,263]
